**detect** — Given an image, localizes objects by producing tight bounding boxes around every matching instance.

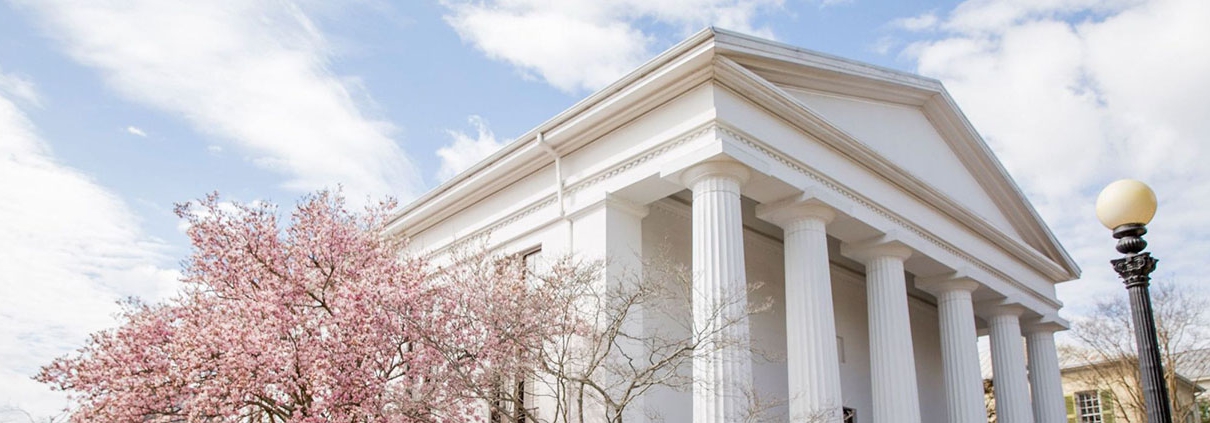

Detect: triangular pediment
[706,30,1079,281]
[782,88,1024,241]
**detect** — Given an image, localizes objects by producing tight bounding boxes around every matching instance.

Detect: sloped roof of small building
[1176,348,1210,382]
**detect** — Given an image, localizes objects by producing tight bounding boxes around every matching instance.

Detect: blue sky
[2,0,1208,418]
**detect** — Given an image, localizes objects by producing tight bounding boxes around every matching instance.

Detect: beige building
[980,347,1207,423]
[1059,359,1203,423]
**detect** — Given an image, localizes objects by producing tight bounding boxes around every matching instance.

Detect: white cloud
[17,0,422,201]
[819,0,854,7]
[0,73,179,418]
[125,125,147,137]
[896,0,1210,315]
[436,115,508,181]
[0,70,40,107]
[891,12,939,31]
[441,0,784,93]
[870,36,899,55]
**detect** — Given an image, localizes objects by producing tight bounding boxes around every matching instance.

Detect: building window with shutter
[1075,391,1105,423]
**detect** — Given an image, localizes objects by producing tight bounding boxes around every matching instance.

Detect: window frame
[1075,390,1105,423]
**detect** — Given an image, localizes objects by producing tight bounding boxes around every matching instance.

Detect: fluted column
[1026,324,1066,423]
[842,241,921,423]
[921,277,986,423]
[757,201,842,422]
[683,161,752,423]
[988,305,1033,423]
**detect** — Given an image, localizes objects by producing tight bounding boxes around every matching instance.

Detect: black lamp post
[1096,179,1172,423]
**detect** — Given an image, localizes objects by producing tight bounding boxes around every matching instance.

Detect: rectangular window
[489,377,527,423]
[1076,391,1105,423]
[843,407,856,423]
[837,336,846,364]
[490,248,540,423]
[523,248,541,285]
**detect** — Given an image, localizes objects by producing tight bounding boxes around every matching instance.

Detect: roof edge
[385,28,720,232]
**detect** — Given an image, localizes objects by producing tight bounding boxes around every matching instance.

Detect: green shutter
[1101,390,1116,423]
[1067,395,1077,423]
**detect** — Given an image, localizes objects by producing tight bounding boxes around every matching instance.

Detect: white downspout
[536,132,572,248]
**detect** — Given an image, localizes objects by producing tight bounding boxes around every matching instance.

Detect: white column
[923,278,987,423]
[1026,324,1066,423]
[757,201,842,422]
[842,241,921,423]
[683,161,752,423]
[988,305,1033,423]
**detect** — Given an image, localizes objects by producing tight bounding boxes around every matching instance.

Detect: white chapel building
[386,29,1080,423]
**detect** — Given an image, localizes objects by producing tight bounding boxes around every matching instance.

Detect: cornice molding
[432,197,558,259]
[712,28,942,96]
[713,122,1063,310]
[410,115,1066,309]
[421,123,716,258]
[565,123,712,198]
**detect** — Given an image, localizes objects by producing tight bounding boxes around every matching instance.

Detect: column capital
[981,302,1028,318]
[841,237,913,263]
[755,199,836,228]
[1023,319,1068,335]
[681,159,751,188]
[915,273,981,294]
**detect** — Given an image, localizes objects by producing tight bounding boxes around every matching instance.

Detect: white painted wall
[833,267,874,421]
[640,201,694,422]
[745,222,790,420]
[908,285,946,423]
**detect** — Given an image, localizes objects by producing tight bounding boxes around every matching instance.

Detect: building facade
[386,29,1081,423]
[1060,361,1203,423]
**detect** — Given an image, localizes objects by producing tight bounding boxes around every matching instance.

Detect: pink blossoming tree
[38,191,771,423]
[37,191,552,422]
